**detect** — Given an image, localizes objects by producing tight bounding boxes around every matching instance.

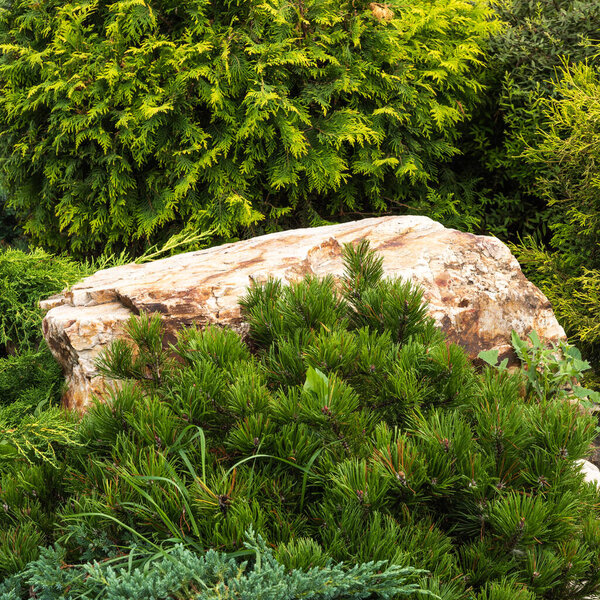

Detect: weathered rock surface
[41,216,565,411]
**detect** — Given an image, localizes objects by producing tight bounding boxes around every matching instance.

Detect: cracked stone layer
[40,216,565,412]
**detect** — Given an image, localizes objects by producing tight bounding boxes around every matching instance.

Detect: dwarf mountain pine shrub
[0,0,498,256]
[0,242,599,600]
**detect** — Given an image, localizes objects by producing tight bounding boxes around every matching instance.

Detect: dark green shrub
[0,248,83,487]
[483,0,600,176]
[0,248,83,494]
[0,242,595,598]
[0,243,598,599]
[455,0,600,240]
[0,349,63,415]
[0,461,69,584]
[0,0,498,256]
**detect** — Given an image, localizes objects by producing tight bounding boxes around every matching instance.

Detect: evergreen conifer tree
[0,0,497,256]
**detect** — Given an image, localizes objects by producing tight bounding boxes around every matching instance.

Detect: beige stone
[576,459,600,488]
[40,216,565,411]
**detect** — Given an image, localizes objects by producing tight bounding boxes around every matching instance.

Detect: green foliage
[0,532,429,599]
[0,247,83,484]
[479,330,600,406]
[0,348,63,417]
[455,0,600,240]
[1,243,599,599]
[0,243,600,600]
[0,460,69,584]
[0,247,84,353]
[521,63,600,270]
[0,522,44,579]
[0,245,85,567]
[513,62,600,381]
[0,408,80,469]
[0,348,69,497]
[516,245,600,384]
[454,6,600,383]
[0,0,498,256]
[0,193,21,248]
[1,0,599,593]
[484,0,600,176]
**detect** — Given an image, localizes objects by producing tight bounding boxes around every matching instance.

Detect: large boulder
[41,216,565,411]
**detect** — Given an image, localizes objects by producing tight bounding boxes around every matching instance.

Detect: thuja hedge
[1,242,599,599]
[0,0,497,256]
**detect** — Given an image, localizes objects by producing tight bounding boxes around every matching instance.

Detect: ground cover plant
[0,242,599,599]
[0,0,498,256]
[0,533,428,599]
[0,247,86,463]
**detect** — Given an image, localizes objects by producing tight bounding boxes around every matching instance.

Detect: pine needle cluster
[0,243,598,600]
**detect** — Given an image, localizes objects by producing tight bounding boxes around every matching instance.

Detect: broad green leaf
[303,367,329,395]
[478,349,499,367]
